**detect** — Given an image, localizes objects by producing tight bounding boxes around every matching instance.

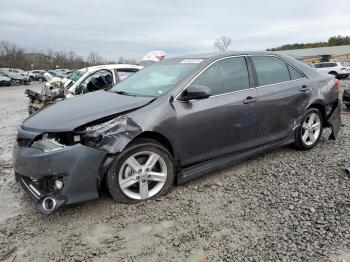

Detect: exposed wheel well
[134,131,174,157]
[328,71,338,76]
[308,103,326,123]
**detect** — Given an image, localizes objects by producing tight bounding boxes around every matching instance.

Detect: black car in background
[0,71,22,85]
[29,70,46,82]
[13,52,340,214]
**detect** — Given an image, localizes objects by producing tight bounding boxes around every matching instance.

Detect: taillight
[335,79,339,91]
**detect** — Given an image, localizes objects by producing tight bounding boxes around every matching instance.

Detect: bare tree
[86,52,104,66]
[214,36,232,52]
[0,40,137,70]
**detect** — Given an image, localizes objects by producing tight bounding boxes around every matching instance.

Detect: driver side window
[190,57,250,96]
[78,69,113,94]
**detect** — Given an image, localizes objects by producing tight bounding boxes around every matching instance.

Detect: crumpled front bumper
[13,143,108,214]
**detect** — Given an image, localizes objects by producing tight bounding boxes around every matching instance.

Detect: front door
[173,56,260,166]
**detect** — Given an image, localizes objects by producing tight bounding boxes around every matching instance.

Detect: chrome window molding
[174,54,307,103]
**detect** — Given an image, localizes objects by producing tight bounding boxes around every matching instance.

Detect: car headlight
[31,138,65,152]
[84,116,128,134]
[82,116,128,148]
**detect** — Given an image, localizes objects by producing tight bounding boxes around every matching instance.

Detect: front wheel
[294,108,323,150]
[106,138,175,203]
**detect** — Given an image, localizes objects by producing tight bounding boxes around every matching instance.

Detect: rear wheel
[38,77,43,82]
[106,138,175,203]
[10,80,15,86]
[294,108,323,150]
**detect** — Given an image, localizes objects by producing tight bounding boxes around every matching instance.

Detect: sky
[1,0,350,61]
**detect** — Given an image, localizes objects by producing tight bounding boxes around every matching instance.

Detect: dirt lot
[0,82,350,262]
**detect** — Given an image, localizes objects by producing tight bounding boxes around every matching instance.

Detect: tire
[294,108,323,150]
[38,78,43,82]
[106,138,175,203]
[10,80,15,86]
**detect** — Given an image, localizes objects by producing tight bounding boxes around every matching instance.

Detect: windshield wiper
[113,90,137,96]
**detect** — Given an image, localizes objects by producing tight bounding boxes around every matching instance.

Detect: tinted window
[322,63,336,68]
[190,57,249,95]
[287,64,304,80]
[252,56,290,86]
[314,64,321,68]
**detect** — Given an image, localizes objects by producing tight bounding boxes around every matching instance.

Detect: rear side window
[287,64,304,80]
[251,56,290,86]
[190,57,250,95]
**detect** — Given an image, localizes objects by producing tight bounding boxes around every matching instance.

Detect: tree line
[0,40,137,70]
[267,35,350,51]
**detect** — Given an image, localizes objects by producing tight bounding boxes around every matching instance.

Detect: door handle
[243,96,257,104]
[300,85,311,92]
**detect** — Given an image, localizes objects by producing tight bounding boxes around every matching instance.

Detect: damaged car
[13,52,341,214]
[25,64,142,114]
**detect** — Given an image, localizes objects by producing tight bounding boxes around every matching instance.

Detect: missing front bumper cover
[19,176,66,214]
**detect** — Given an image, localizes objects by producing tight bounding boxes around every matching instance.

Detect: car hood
[22,91,154,132]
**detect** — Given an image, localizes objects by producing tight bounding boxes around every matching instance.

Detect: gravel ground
[0,82,350,262]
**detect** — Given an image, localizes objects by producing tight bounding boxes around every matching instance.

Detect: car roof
[85,64,143,72]
[174,51,278,60]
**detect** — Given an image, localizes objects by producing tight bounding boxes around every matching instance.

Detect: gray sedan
[13,52,340,214]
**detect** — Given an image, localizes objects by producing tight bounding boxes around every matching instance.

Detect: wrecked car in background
[25,64,142,114]
[13,52,340,214]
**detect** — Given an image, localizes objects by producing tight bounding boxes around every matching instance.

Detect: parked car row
[0,68,79,87]
[0,70,31,86]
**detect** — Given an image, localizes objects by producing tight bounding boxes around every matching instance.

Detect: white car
[64,64,143,97]
[313,62,350,79]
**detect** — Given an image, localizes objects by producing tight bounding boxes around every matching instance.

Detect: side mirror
[182,84,211,101]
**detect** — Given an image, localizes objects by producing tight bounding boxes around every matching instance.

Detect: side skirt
[177,136,294,185]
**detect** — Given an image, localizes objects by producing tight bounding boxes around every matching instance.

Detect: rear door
[250,55,310,145]
[173,56,260,166]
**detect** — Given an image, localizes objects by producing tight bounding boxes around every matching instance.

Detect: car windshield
[67,69,86,82]
[117,71,137,81]
[111,59,202,97]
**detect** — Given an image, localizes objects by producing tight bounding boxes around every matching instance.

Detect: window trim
[248,55,307,88]
[174,55,252,102]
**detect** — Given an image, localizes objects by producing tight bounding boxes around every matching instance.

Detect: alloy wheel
[118,151,167,200]
[301,112,321,146]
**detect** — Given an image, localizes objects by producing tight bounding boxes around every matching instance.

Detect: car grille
[17,138,32,147]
